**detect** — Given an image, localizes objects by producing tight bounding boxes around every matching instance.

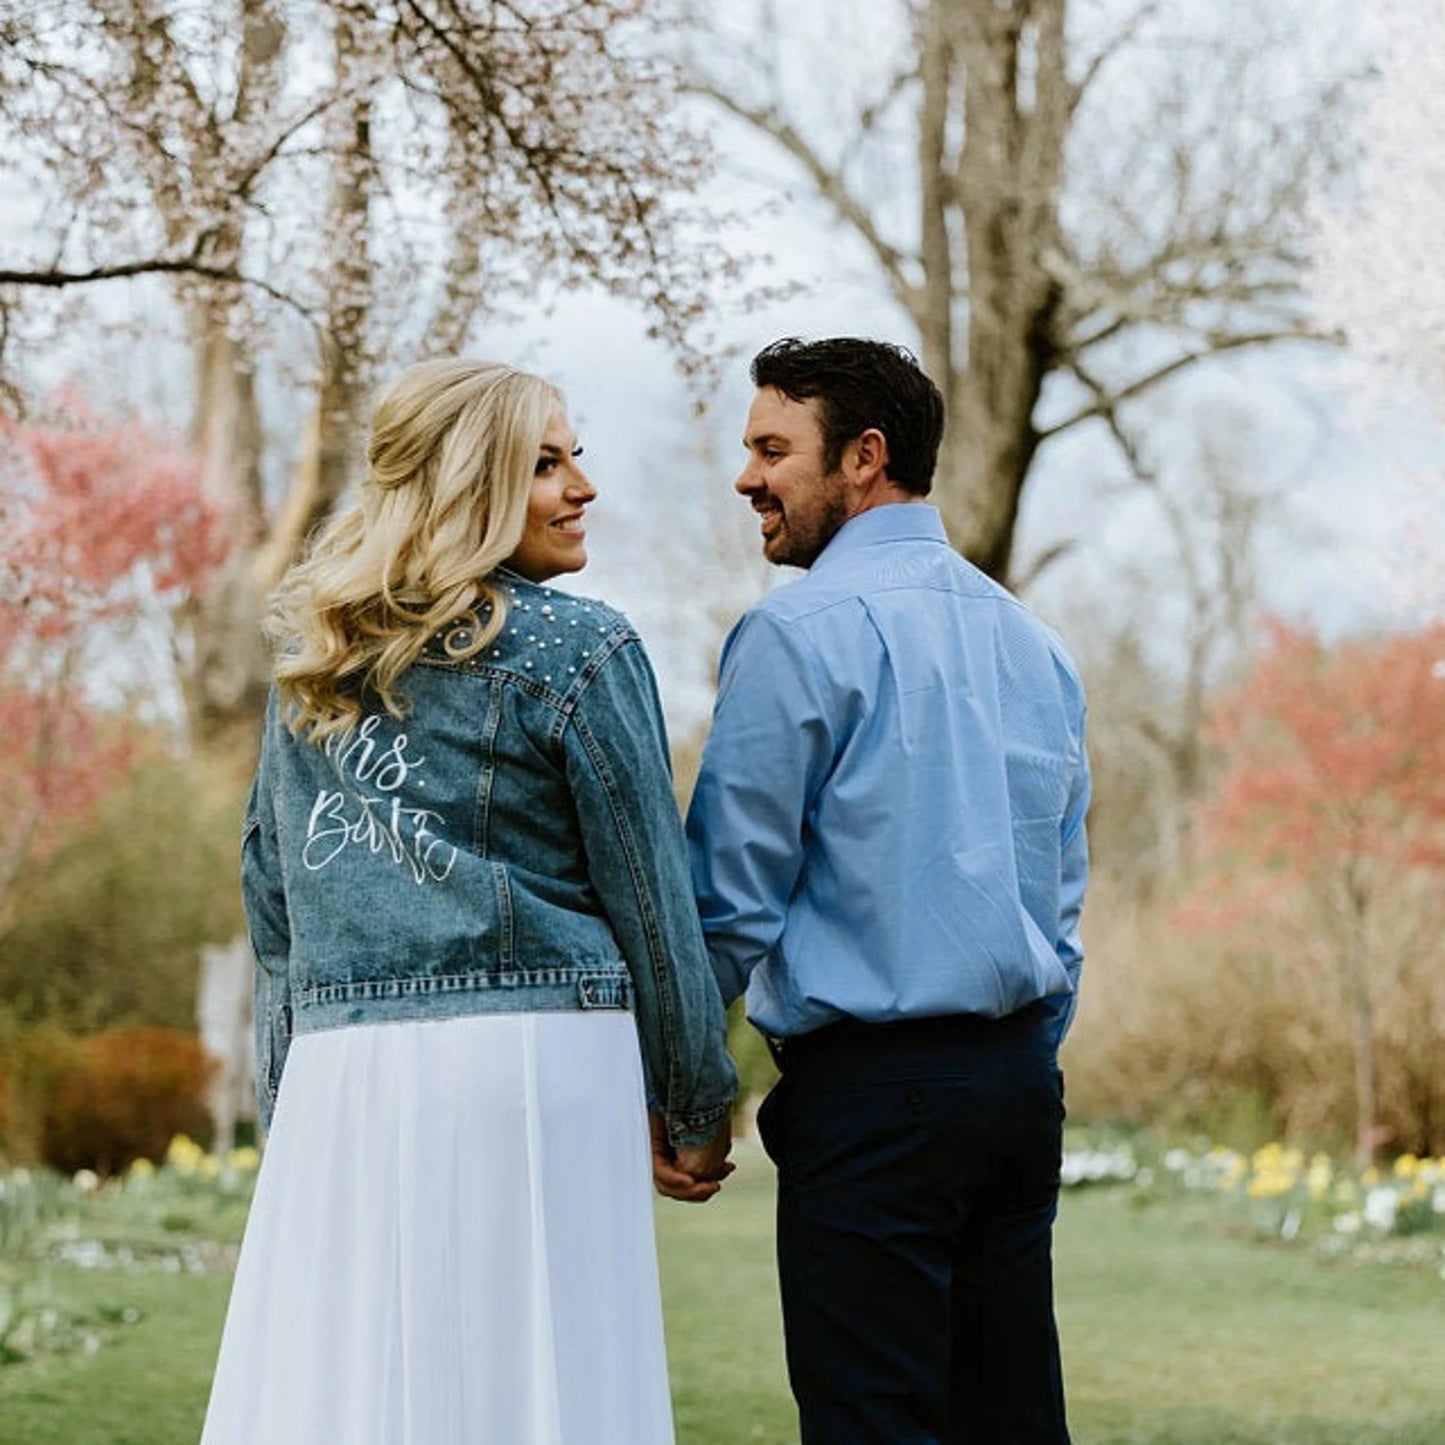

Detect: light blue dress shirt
[686,503,1090,1047]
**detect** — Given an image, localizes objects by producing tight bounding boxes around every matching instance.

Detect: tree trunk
[1343,872,1378,1172]
[914,0,956,402]
[255,11,375,593]
[181,317,272,763]
[925,0,1067,584]
[198,937,256,1147]
[102,0,287,763]
[943,373,1043,582]
[1348,962,1378,1174]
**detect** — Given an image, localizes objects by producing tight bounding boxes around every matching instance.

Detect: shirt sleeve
[564,634,737,1149]
[685,607,840,1009]
[241,691,294,1132]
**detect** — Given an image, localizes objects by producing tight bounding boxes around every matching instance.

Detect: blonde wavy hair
[268,358,561,741]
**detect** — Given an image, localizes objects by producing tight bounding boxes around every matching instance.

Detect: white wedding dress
[199,1010,675,1444]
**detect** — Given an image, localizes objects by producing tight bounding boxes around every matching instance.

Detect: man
[684,338,1090,1444]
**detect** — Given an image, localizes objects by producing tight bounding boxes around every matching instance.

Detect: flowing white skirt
[200,1011,674,1445]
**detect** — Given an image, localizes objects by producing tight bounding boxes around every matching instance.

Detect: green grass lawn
[2,1143,1443,1444]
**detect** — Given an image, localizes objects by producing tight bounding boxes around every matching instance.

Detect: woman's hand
[649,1112,734,1203]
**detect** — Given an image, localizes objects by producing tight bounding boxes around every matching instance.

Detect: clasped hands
[648,1111,734,1204]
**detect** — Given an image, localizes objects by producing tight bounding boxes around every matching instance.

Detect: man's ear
[849,427,890,486]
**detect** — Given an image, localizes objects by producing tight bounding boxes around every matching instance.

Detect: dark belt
[766,1001,1051,1072]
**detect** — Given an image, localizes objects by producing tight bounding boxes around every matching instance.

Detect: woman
[200,358,736,1445]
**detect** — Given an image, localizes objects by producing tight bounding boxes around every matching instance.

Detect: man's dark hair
[750,337,946,495]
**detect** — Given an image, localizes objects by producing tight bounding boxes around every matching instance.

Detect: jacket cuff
[667,1099,732,1151]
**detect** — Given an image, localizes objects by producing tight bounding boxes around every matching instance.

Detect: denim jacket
[241,568,736,1147]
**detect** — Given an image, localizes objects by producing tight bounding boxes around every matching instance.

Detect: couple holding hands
[201,337,1089,1445]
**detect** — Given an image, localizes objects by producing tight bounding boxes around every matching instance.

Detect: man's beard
[766,481,849,569]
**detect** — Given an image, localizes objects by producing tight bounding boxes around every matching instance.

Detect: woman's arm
[564,633,737,1151]
[241,691,293,1132]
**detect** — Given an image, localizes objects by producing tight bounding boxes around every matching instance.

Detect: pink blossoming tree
[1181,622,1445,1166]
[0,397,228,910]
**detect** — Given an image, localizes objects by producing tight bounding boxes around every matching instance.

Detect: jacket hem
[290,969,633,1034]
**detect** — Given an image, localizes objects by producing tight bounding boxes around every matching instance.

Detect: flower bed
[1061,1131,1445,1278]
[0,1136,257,1364]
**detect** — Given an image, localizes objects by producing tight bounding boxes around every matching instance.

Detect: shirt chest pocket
[1005,745,1072,824]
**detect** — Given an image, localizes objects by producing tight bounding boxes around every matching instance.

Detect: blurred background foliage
[0,756,244,1034]
[0,0,1441,1180]
[0,748,244,1169]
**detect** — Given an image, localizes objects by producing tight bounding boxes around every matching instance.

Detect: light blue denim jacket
[241,568,736,1147]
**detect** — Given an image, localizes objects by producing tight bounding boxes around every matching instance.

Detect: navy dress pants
[756,1006,1071,1445]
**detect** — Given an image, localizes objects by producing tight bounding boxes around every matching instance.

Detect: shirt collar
[812,502,949,572]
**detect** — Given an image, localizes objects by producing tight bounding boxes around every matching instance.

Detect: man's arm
[686,608,838,1007]
[1048,708,1091,1049]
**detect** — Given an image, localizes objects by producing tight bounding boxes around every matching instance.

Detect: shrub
[37,1027,216,1176]
[0,757,247,1032]
[1064,873,1445,1157]
[0,1021,80,1165]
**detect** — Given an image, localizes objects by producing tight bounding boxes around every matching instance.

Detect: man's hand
[649,1111,734,1203]
[676,1116,733,1185]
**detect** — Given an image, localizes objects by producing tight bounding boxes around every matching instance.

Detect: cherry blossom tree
[1308,0,1445,623]
[1182,622,1445,1167]
[0,396,227,910]
[0,0,731,748]
[1309,3,1445,417]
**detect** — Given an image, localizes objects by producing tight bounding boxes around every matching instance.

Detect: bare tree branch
[1011,539,1077,595]
[229,95,339,202]
[0,256,318,326]
[1038,326,1332,441]
[681,0,1350,579]
[1069,0,1161,115]
[688,80,917,309]
[1064,354,1159,480]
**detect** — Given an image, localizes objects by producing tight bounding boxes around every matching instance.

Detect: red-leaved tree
[0,397,229,911]
[1181,622,1445,1165]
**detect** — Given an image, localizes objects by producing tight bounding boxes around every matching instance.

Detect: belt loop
[765,1034,788,1071]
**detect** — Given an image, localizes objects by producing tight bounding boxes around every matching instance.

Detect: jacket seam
[553,626,636,732]
[568,698,683,1116]
[474,674,503,854]
[491,861,515,969]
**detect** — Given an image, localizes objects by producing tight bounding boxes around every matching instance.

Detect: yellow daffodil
[1252,1142,1284,1171]
[1247,1170,1296,1199]
[166,1135,205,1176]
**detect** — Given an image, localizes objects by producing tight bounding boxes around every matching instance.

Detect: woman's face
[504,407,596,583]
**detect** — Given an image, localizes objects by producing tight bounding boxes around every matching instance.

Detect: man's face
[736,387,849,569]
